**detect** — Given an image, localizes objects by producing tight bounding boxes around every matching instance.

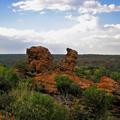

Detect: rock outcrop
[59,48,78,72]
[97,76,119,93]
[96,76,120,118]
[34,71,93,94]
[27,46,120,95]
[27,46,53,73]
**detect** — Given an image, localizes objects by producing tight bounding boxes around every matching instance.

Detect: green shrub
[83,86,114,120]
[75,66,110,83]
[0,65,19,87]
[0,77,12,93]
[14,60,30,78]
[92,66,109,82]
[72,110,88,120]
[55,75,81,96]
[110,71,120,83]
[33,81,46,93]
[0,93,15,111]
[12,92,68,120]
[10,79,33,100]
[75,66,90,78]
[71,101,89,120]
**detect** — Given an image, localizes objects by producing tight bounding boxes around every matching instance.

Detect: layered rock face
[27,46,53,73]
[59,48,78,72]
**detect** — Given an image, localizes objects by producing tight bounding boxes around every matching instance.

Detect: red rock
[59,48,78,72]
[33,71,93,94]
[27,46,94,94]
[27,46,53,73]
[97,76,119,93]
[27,46,119,95]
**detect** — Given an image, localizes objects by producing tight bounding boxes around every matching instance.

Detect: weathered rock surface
[97,76,120,93]
[33,71,93,94]
[27,46,120,95]
[59,48,78,72]
[27,46,53,73]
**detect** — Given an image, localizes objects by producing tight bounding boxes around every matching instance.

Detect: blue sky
[0,0,120,54]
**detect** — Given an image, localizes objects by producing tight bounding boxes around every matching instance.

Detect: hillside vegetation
[0,53,120,120]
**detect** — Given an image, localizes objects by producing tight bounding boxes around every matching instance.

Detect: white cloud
[0,14,120,54]
[0,27,44,43]
[12,0,120,14]
[12,0,77,12]
[79,1,120,14]
[1,0,120,54]
[65,14,73,20]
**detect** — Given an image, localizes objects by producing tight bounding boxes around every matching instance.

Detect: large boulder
[59,48,78,72]
[27,46,53,73]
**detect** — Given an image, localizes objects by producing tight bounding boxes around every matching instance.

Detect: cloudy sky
[0,0,120,54]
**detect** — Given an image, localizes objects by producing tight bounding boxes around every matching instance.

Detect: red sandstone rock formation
[27,46,53,73]
[59,48,78,72]
[27,46,120,95]
[34,71,93,94]
[97,76,119,93]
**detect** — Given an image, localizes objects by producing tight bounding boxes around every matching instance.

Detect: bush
[92,66,109,82]
[14,60,28,77]
[110,71,120,83]
[33,81,46,93]
[71,101,89,120]
[0,65,19,93]
[12,92,68,120]
[55,75,81,96]
[83,86,114,120]
[0,93,15,111]
[72,110,88,120]
[75,66,90,78]
[0,77,12,93]
[75,66,110,83]
[0,65,19,87]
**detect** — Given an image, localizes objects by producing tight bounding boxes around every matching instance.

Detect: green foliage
[75,66,110,82]
[14,60,35,78]
[0,92,15,111]
[83,86,114,120]
[55,75,81,96]
[0,65,19,88]
[12,92,68,120]
[10,79,33,100]
[110,71,120,83]
[33,81,46,93]
[75,66,90,77]
[0,65,19,93]
[71,100,89,120]
[0,77,12,93]
[93,66,109,82]
[14,60,28,77]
